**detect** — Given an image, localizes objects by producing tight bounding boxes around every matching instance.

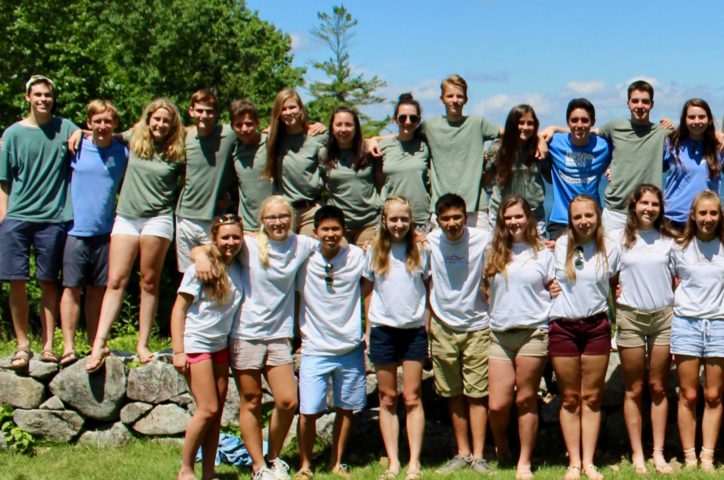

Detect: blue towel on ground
[195,432,269,466]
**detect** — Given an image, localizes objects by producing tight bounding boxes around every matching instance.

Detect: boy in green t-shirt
[0,75,79,369]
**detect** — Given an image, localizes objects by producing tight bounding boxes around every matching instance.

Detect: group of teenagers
[1,73,724,480]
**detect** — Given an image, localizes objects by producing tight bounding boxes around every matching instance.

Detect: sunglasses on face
[218,213,242,224]
[397,114,420,124]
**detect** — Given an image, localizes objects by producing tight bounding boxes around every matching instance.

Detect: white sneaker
[269,457,291,480]
[253,467,276,480]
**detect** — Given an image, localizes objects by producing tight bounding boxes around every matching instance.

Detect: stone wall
[0,352,683,461]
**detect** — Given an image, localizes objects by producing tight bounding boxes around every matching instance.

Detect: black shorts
[62,234,111,287]
[369,325,428,365]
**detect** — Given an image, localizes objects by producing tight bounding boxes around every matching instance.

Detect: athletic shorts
[548,313,611,357]
[369,325,428,365]
[111,213,174,240]
[186,348,230,365]
[62,234,111,287]
[0,219,69,281]
[299,346,366,414]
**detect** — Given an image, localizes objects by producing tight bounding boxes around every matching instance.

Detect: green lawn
[0,440,718,480]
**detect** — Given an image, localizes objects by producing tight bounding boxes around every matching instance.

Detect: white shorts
[176,217,212,272]
[111,214,174,240]
[602,208,627,237]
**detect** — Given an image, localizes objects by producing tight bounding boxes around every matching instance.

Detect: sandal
[378,470,398,480]
[295,469,314,480]
[564,465,581,480]
[329,464,351,478]
[59,351,78,367]
[40,349,58,363]
[683,447,698,469]
[631,459,647,475]
[583,464,603,480]
[650,447,672,474]
[405,470,421,480]
[700,447,716,473]
[10,347,33,370]
[85,347,110,373]
[515,467,534,480]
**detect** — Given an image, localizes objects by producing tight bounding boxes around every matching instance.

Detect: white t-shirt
[614,228,675,311]
[178,263,244,353]
[234,233,317,340]
[673,238,724,319]
[297,245,365,356]
[427,227,491,331]
[487,243,554,331]
[362,242,430,329]
[550,236,620,320]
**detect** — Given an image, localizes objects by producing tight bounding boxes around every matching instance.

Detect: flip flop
[59,351,78,367]
[85,347,110,374]
[40,349,59,363]
[10,347,33,370]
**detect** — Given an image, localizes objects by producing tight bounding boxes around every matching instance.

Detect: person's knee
[402,389,421,410]
[703,388,722,408]
[106,272,129,290]
[581,390,602,410]
[515,391,538,413]
[625,379,645,399]
[275,393,298,412]
[240,392,263,410]
[195,403,221,420]
[560,391,581,412]
[378,386,399,411]
[679,387,698,407]
[139,272,159,294]
[648,379,667,400]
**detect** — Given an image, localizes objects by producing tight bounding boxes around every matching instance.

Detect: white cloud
[289,32,312,53]
[565,80,606,95]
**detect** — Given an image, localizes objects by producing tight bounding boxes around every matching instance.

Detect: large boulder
[77,422,132,447]
[131,404,190,435]
[27,358,60,381]
[126,361,188,403]
[13,409,84,442]
[0,371,46,409]
[120,402,154,425]
[39,396,65,410]
[49,356,126,421]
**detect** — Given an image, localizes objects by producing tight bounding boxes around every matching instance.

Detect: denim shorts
[671,316,724,358]
[0,219,69,281]
[369,325,428,365]
[298,346,366,414]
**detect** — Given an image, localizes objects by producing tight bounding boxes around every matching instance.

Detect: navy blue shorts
[0,220,69,281]
[369,325,428,365]
[62,234,111,287]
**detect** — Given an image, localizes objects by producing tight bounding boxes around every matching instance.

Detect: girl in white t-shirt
[362,196,430,480]
[549,195,619,480]
[171,214,245,480]
[612,184,676,474]
[483,196,557,480]
[671,190,724,472]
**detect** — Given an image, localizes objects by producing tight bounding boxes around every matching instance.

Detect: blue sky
[247,0,724,131]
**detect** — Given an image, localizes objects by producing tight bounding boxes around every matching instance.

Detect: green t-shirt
[487,143,551,223]
[276,133,324,204]
[116,149,184,218]
[320,148,381,229]
[598,118,669,211]
[0,118,78,222]
[379,137,431,223]
[176,124,237,220]
[234,136,275,231]
[422,115,499,212]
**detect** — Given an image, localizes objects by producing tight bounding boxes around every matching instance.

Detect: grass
[0,439,720,480]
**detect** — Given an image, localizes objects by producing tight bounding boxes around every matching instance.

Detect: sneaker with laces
[253,467,276,480]
[470,458,494,474]
[436,454,473,474]
[269,457,291,480]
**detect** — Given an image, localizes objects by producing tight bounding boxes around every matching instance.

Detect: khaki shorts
[616,304,672,349]
[230,338,292,370]
[430,318,489,398]
[294,204,319,237]
[489,328,548,360]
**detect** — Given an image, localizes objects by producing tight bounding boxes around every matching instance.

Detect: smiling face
[25,82,54,118]
[627,89,653,125]
[87,110,118,148]
[441,84,467,120]
[384,201,412,242]
[518,112,536,142]
[693,197,721,241]
[634,190,661,230]
[148,107,173,142]
[315,218,344,254]
[685,105,709,140]
[261,201,292,241]
[332,111,356,149]
[567,107,594,145]
[189,101,218,135]
[231,113,260,145]
[280,96,303,133]
[395,104,420,140]
[503,202,528,243]
[570,199,599,243]
[437,206,467,241]
[215,223,244,263]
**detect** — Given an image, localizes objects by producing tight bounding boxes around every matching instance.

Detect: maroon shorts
[548,313,611,357]
[186,348,230,365]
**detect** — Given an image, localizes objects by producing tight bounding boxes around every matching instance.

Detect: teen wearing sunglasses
[378,94,432,231]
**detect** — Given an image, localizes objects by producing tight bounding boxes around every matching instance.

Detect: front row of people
[171,186,724,480]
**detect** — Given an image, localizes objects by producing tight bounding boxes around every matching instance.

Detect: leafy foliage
[0,0,304,131]
[306,4,387,136]
[0,404,35,454]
